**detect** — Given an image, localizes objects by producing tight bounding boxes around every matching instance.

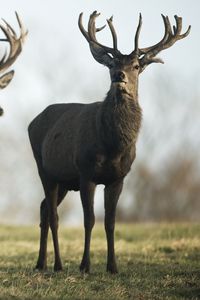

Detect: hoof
[35,262,47,271]
[79,262,90,274]
[107,264,118,274]
[54,264,63,272]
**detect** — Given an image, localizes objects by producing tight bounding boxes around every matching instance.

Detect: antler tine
[15,11,28,43]
[88,11,99,42]
[134,13,142,55]
[0,51,7,65]
[107,16,118,51]
[172,15,191,39]
[2,18,17,37]
[174,15,182,35]
[96,24,106,32]
[78,12,90,42]
[164,15,173,36]
[179,24,191,39]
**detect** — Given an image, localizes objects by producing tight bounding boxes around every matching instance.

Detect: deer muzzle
[112,71,127,84]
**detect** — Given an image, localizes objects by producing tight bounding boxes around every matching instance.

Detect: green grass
[0,223,200,300]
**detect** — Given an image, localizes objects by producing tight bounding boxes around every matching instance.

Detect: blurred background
[0,0,199,225]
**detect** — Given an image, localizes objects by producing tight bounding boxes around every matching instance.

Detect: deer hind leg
[35,198,49,270]
[79,178,96,273]
[104,179,123,274]
[44,181,64,271]
[35,184,68,271]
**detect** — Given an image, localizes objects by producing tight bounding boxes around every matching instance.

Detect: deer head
[0,12,27,116]
[79,11,191,98]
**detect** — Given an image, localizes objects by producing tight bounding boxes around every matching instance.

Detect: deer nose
[113,71,126,82]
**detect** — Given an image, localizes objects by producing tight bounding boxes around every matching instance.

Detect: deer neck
[98,85,142,156]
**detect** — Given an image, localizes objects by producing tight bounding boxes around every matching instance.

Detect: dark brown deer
[0,12,27,116]
[28,11,190,273]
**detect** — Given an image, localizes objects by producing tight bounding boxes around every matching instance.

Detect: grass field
[0,223,199,300]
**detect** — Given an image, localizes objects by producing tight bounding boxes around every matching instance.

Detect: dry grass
[0,223,200,299]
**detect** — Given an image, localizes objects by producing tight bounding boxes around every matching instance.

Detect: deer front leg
[104,179,123,274]
[80,178,96,273]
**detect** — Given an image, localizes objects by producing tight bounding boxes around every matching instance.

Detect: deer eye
[131,65,140,71]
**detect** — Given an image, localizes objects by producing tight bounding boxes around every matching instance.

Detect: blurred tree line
[116,156,200,222]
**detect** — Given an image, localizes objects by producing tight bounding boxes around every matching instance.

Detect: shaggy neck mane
[98,88,142,156]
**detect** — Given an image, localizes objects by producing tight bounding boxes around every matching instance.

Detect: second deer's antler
[0,12,27,115]
[0,11,28,74]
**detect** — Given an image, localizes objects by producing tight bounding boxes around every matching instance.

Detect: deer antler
[78,11,121,66]
[79,12,190,70]
[135,15,191,69]
[0,11,28,74]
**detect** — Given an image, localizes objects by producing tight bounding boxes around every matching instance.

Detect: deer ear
[0,70,15,89]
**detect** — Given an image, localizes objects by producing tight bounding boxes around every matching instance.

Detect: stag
[28,11,190,273]
[0,12,27,116]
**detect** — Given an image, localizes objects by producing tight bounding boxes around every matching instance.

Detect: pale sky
[0,0,198,111]
[0,0,197,116]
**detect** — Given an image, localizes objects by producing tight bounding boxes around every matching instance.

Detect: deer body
[30,87,141,186]
[29,11,190,273]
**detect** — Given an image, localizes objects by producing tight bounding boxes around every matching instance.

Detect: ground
[0,223,199,300]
